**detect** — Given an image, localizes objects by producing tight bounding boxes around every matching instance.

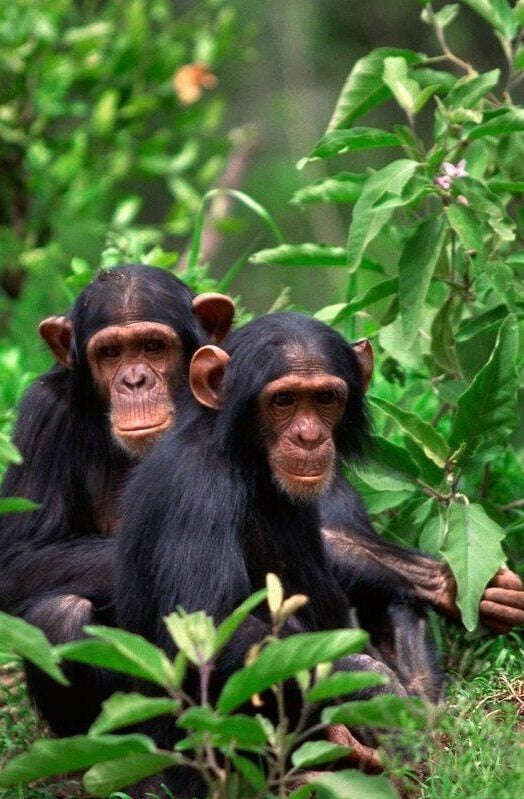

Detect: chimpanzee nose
[118,366,154,393]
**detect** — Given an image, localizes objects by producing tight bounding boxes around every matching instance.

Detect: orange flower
[173,63,218,105]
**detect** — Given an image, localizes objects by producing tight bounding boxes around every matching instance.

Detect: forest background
[0,1,523,798]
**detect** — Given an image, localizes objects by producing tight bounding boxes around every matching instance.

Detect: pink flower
[442,159,468,178]
[435,175,452,190]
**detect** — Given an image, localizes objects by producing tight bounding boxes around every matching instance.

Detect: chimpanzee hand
[479,569,524,634]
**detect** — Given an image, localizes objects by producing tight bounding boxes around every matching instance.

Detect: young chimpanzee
[0,264,234,734]
[115,312,440,798]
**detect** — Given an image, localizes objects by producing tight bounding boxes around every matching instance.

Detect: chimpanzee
[0,264,234,733]
[114,312,440,798]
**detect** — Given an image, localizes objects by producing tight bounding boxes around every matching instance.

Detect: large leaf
[291,173,366,206]
[445,203,484,256]
[302,128,399,165]
[399,215,447,347]
[461,0,518,39]
[468,108,524,139]
[58,626,177,689]
[330,279,398,325]
[445,69,500,108]
[383,57,437,116]
[440,501,506,631]
[84,752,179,797]
[289,770,400,799]
[322,695,429,729]
[368,436,421,480]
[450,314,519,456]
[250,244,347,267]
[369,396,449,468]
[346,160,419,271]
[0,735,155,788]
[89,693,180,736]
[177,706,267,747]
[217,629,368,714]
[291,741,349,769]
[0,611,67,686]
[214,588,267,653]
[327,47,423,131]
[306,670,387,703]
[0,497,39,514]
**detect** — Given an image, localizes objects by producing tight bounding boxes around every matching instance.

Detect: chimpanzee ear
[192,293,235,344]
[38,316,74,369]
[353,339,374,393]
[190,345,231,409]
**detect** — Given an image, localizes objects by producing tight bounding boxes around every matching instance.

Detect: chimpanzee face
[257,363,348,500]
[86,322,183,457]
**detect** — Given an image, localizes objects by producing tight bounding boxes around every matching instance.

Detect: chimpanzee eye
[144,338,166,354]
[271,391,295,408]
[98,345,121,360]
[316,389,338,405]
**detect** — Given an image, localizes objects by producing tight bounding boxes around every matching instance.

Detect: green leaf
[450,315,519,455]
[327,48,423,131]
[445,69,500,108]
[399,215,447,348]
[215,589,267,653]
[89,693,180,736]
[177,706,267,747]
[455,304,508,342]
[289,769,400,799]
[445,203,484,255]
[346,160,419,271]
[421,3,460,28]
[291,741,349,769]
[369,396,448,468]
[0,612,67,686]
[301,128,399,166]
[461,0,518,39]
[0,497,39,514]
[164,609,216,665]
[306,671,388,703]
[369,436,421,480]
[383,57,418,115]
[58,627,177,689]
[330,279,399,325]
[440,501,506,631]
[218,629,368,714]
[84,751,179,797]
[0,735,155,788]
[229,753,265,791]
[322,695,429,729]
[291,173,366,205]
[0,433,22,465]
[250,244,347,267]
[469,108,524,139]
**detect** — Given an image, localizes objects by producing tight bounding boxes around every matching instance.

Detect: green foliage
[254,0,524,630]
[0,578,429,798]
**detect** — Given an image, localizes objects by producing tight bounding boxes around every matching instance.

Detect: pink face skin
[86,322,183,457]
[258,368,348,500]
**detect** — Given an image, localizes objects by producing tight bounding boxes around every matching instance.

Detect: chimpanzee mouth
[116,414,173,437]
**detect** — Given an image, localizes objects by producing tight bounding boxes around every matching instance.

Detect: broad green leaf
[0,611,67,686]
[322,695,429,729]
[489,179,524,194]
[314,303,347,324]
[58,626,177,689]
[289,769,400,799]
[89,693,180,736]
[399,215,447,347]
[346,160,419,271]
[291,741,349,769]
[456,304,508,342]
[431,296,460,373]
[327,48,423,131]
[440,501,506,631]
[331,279,398,325]
[229,753,265,791]
[450,315,519,455]
[383,57,419,115]
[445,203,484,255]
[84,752,179,797]
[218,629,368,714]
[461,0,518,39]
[445,69,500,108]
[306,670,388,703]
[215,588,267,653]
[0,735,155,788]
[250,244,347,267]
[369,396,448,468]
[368,436,421,480]
[0,497,39,514]
[177,706,267,747]
[291,173,366,205]
[301,128,399,166]
[469,108,524,139]
[0,433,22,465]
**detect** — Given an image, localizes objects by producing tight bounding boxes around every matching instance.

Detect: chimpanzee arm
[319,471,524,632]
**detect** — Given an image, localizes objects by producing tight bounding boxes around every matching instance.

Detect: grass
[0,631,523,799]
